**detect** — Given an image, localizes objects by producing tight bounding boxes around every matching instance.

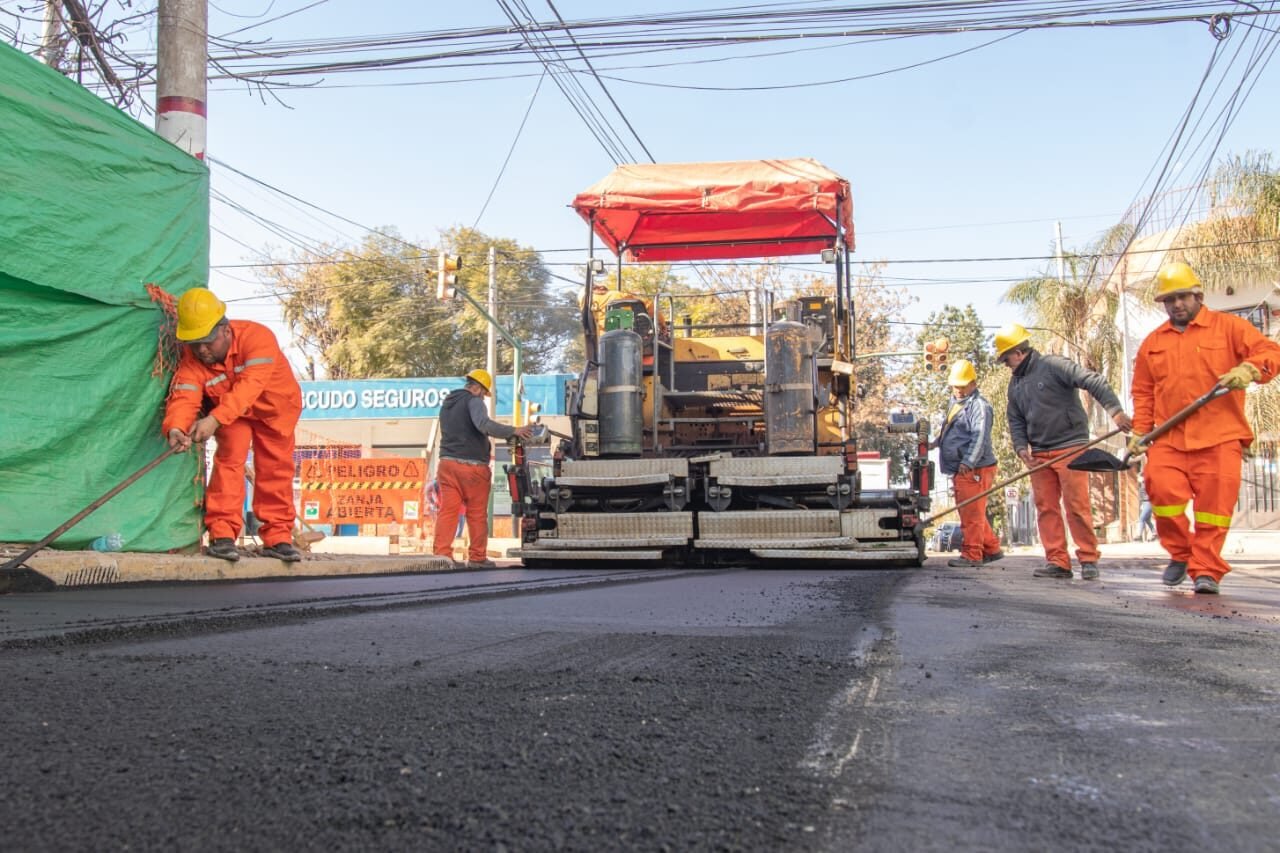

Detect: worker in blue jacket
[935,359,1002,568]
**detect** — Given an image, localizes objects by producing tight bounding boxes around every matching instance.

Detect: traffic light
[923,337,950,372]
[436,253,461,300]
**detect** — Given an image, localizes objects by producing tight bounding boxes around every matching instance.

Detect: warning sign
[300,457,427,523]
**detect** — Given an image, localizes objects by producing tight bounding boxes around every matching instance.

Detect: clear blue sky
[194,2,1280,367]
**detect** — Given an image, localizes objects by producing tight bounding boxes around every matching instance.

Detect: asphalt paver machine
[509,159,930,568]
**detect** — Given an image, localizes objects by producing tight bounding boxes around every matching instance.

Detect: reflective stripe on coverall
[162,320,303,546]
[1144,441,1243,583]
[1132,306,1280,581]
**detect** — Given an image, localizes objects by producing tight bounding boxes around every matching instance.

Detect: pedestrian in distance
[933,359,1003,568]
[1136,476,1155,543]
[432,369,533,569]
[1129,262,1280,594]
[995,322,1133,581]
[163,287,304,563]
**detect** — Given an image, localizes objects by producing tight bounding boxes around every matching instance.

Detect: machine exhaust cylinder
[764,320,816,455]
[598,328,644,456]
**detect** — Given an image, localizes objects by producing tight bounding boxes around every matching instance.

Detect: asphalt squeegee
[0,448,177,594]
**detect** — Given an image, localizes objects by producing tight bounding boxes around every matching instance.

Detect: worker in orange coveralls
[933,359,1003,568]
[433,369,532,568]
[162,287,303,563]
[1130,262,1280,594]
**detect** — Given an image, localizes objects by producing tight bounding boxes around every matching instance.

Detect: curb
[21,552,457,588]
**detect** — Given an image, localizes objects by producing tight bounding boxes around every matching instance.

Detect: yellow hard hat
[465,368,493,393]
[993,323,1030,359]
[175,287,227,342]
[1154,261,1202,302]
[947,358,977,387]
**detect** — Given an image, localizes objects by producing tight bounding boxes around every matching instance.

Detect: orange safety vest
[162,319,302,436]
[1131,306,1280,451]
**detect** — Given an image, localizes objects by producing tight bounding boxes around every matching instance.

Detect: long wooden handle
[924,428,1123,525]
[0,448,178,573]
[1139,383,1230,449]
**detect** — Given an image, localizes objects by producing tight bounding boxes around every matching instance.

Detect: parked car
[928,522,964,553]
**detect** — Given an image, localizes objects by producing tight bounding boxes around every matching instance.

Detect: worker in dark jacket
[935,359,1002,568]
[995,323,1132,581]
[432,369,533,568]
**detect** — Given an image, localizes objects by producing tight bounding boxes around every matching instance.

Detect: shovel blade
[1067,448,1130,472]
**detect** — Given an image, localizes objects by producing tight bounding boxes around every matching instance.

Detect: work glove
[1125,433,1147,459]
[1218,361,1262,391]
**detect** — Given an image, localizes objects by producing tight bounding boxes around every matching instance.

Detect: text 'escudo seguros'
[303,387,447,412]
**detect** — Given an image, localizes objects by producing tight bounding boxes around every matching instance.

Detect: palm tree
[1002,223,1133,386]
[1181,152,1280,292]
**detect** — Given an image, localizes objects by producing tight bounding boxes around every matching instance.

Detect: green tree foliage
[904,305,993,426]
[265,227,579,379]
[442,226,581,375]
[903,305,1022,504]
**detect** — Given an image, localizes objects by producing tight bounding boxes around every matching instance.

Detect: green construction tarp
[0,43,208,552]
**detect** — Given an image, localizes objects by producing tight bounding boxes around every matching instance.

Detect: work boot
[261,541,302,563]
[206,538,240,562]
[982,550,1005,564]
[1162,560,1188,586]
[467,558,498,570]
[1079,562,1100,581]
[947,556,982,568]
[1193,575,1220,595]
[1033,563,1072,579]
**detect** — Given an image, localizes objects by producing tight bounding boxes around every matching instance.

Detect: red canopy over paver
[571,158,855,262]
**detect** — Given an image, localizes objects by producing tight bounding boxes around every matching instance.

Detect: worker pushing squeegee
[1,287,308,593]
[162,287,305,565]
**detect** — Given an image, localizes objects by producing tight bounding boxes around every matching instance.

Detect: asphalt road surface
[1,552,1277,852]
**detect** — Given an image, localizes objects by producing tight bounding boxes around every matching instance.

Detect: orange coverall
[162,320,303,547]
[1131,307,1280,582]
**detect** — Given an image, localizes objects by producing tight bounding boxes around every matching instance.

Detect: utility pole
[486,246,498,419]
[1055,221,1066,282]
[155,0,207,159]
[41,1,64,68]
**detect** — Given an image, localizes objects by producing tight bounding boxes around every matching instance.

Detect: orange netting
[146,282,182,378]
